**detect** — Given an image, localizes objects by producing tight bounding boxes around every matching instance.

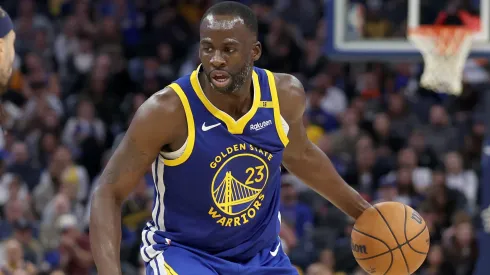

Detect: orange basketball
[351,202,430,275]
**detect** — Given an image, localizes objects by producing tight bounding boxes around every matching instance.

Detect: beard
[205,59,253,94]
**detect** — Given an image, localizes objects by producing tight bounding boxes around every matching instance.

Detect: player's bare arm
[89,87,187,275]
[275,73,371,219]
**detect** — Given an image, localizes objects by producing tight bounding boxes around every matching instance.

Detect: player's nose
[210,51,226,68]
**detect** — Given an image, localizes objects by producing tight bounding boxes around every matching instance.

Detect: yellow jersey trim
[265,70,289,147]
[163,83,195,166]
[164,262,178,275]
[190,67,261,135]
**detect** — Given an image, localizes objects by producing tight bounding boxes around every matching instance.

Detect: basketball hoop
[408,26,475,95]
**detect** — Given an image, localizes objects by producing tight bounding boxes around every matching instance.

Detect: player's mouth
[210,71,231,88]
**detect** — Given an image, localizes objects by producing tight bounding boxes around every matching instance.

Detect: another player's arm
[89,88,186,275]
[276,74,371,219]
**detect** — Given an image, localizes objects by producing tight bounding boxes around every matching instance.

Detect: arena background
[0,0,488,274]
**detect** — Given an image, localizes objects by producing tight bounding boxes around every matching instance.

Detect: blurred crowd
[0,0,487,275]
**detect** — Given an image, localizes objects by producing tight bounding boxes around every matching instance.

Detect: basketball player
[0,7,15,93]
[0,7,15,127]
[90,2,371,274]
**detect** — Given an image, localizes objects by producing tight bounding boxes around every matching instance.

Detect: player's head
[0,7,15,90]
[199,1,261,94]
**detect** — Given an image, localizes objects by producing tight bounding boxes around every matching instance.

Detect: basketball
[351,202,430,275]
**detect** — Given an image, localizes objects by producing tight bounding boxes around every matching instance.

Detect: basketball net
[408,26,475,96]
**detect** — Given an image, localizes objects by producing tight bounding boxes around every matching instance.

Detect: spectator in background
[56,214,92,275]
[0,199,30,241]
[0,238,37,274]
[314,73,347,116]
[6,142,40,190]
[423,105,459,155]
[307,87,339,133]
[10,219,43,266]
[33,146,89,216]
[444,151,478,213]
[329,108,364,162]
[442,212,478,275]
[280,182,314,240]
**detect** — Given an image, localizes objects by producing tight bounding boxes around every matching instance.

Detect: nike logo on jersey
[202,122,221,131]
[270,242,281,257]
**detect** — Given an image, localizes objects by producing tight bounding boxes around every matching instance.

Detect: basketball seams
[352,227,394,274]
[354,227,428,260]
[374,205,410,275]
[403,205,430,255]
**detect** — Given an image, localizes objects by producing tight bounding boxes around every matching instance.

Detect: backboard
[324,0,490,61]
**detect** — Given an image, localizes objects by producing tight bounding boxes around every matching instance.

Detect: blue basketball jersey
[140,65,289,263]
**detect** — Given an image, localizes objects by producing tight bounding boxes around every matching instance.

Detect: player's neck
[201,74,254,119]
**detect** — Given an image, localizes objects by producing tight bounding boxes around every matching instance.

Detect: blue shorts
[145,239,298,275]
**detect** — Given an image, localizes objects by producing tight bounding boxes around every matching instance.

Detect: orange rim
[408,25,475,54]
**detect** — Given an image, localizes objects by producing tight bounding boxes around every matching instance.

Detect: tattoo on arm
[101,135,155,201]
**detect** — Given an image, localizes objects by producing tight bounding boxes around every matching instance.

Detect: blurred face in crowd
[312,73,332,89]
[444,152,463,174]
[158,43,173,63]
[429,105,448,126]
[199,14,260,94]
[319,249,335,269]
[102,16,118,36]
[5,239,23,266]
[8,176,22,199]
[363,72,378,90]
[379,184,397,201]
[11,142,29,164]
[341,108,359,128]
[41,132,59,154]
[305,39,319,56]
[455,222,473,246]
[387,93,404,115]
[77,100,95,121]
[54,194,70,215]
[280,183,297,205]
[397,168,412,187]
[428,244,443,266]
[356,146,375,170]
[373,113,390,136]
[308,89,324,108]
[18,0,34,17]
[431,170,446,187]
[34,29,48,50]
[24,52,42,72]
[317,134,331,154]
[408,131,425,152]
[306,263,333,275]
[50,147,72,176]
[397,148,417,169]
[5,199,24,222]
[63,16,77,37]
[356,135,373,152]
[0,30,15,89]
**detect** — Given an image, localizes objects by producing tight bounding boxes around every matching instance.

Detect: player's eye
[203,47,213,53]
[225,48,236,54]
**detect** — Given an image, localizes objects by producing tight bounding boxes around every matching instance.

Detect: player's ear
[252,41,261,62]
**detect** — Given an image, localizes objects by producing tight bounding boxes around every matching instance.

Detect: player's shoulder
[132,86,187,133]
[140,86,186,117]
[270,72,306,121]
